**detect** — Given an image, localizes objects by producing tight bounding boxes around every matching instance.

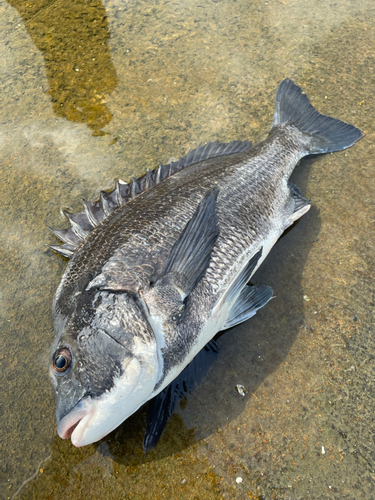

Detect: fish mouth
[57,398,93,446]
[61,419,80,439]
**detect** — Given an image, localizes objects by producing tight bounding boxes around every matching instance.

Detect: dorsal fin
[48,140,252,258]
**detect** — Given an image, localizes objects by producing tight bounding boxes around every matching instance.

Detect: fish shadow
[103,156,321,464]
[176,155,321,447]
[24,159,320,478]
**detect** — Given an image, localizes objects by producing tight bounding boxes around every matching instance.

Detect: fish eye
[52,347,72,375]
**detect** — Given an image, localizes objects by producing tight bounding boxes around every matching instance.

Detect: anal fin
[221,248,263,307]
[222,285,273,330]
[286,182,311,226]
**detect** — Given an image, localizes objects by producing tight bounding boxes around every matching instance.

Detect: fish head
[49,285,159,447]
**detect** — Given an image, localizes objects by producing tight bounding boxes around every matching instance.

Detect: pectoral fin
[143,339,219,452]
[153,188,220,300]
[222,284,273,330]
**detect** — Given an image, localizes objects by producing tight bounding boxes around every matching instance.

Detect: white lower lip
[70,412,93,446]
[57,399,93,441]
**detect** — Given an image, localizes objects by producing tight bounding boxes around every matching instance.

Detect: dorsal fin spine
[156,164,162,184]
[82,200,98,227]
[64,211,91,239]
[131,178,137,198]
[49,140,253,258]
[100,191,111,217]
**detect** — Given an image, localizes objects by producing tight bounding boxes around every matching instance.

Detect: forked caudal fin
[272,78,363,154]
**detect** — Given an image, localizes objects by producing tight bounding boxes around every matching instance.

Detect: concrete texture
[0,0,374,498]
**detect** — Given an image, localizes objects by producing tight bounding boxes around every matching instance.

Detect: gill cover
[50,291,159,447]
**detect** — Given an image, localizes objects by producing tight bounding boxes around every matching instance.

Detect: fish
[48,79,362,448]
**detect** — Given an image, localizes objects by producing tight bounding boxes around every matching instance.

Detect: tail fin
[272,79,363,154]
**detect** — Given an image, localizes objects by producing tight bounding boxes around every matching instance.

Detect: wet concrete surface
[0,0,374,498]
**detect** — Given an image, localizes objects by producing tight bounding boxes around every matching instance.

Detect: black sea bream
[49,79,362,448]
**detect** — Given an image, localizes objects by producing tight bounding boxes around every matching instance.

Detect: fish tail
[272,79,363,154]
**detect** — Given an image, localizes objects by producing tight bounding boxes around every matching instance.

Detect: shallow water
[1,0,374,498]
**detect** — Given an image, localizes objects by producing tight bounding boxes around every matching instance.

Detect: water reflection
[8,0,117,135]
[15,410,205,499]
